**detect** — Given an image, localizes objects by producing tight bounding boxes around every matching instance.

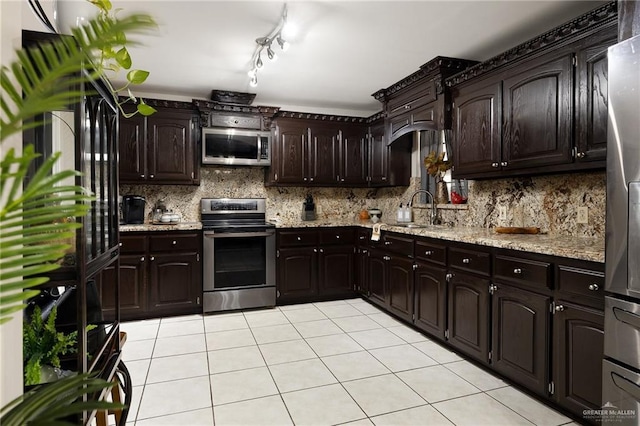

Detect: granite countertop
[271,219,605,263]
[119,221,202,232]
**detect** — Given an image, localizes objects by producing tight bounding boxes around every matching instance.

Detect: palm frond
[0,13,156,141]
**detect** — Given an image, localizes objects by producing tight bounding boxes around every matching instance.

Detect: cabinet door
[367,249,387,307]
[356,247,369,296]
[368,124,388,185]
[309,124,339,185]
[553,301,604,415]
[118,113,146,183]
[275,121,308,184]
[340,126,367,184]
[502,54,573,170]
[318,245,354,296]
[452,79,502,177]
[98,254,146,321]
[575,30,617,163]
[148,252,201,315]
[147,110,195,183]
[414,261,447,341]
[448,271,490,364]
[491,284,550,396]
[277,247,317,301]
[387,255,414,323]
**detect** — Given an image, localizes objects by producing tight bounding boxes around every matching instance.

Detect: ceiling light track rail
[248,3,291,87]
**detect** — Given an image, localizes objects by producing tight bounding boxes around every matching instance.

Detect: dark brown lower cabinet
[98,254,146,320]
[491,284,551,397]
[355,246,369,296]
[448,271,490,364]
[387,256,414,323]
[553,301,604,416]
[414,261,447,341]
[148,252,201,315]
[318,245,354,296]
[367,249,387,307]
[98,232,202,320]
[277,247,318,301]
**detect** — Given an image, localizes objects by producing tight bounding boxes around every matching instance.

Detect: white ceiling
[107,0,607,117]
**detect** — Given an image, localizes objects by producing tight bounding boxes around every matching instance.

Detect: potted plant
[423,151,452,204]
[0,0,156,423]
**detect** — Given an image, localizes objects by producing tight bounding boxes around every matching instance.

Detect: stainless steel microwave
[202,128,271,166]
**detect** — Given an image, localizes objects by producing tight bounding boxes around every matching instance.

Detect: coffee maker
[122,195,146,224]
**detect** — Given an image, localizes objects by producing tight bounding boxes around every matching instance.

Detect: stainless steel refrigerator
[603,33,640,425]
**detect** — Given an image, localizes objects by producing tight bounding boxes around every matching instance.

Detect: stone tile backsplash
[121,167,605,239]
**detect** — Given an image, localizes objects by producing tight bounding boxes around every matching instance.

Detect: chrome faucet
[407,190,438,225]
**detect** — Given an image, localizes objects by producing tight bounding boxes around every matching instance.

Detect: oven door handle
[203,231,275,238]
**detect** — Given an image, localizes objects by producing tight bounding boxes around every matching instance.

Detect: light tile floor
[116,298,576,426]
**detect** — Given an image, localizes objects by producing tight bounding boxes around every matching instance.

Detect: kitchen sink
[392,223,428,228]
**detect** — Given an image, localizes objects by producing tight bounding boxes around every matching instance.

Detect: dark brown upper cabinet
[372,57,478,144]
[447,3,617,180]
[267,114,408,187]
[119,103,200,185]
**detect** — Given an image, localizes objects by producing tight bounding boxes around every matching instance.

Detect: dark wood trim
[446,1,617,87]
[210,90,256,105]
[276,110,368,124]
[372,56,479,101]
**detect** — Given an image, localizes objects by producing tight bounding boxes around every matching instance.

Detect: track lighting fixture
[249,4,290,87]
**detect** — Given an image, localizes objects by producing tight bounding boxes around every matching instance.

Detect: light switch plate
[498,206,507,222]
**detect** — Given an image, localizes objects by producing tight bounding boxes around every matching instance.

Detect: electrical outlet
[498,206,507,222]
[577,206,588,224]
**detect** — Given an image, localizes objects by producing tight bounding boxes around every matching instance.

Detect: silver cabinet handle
[313,248,318,253]
[424,250,433,256]
[172,240,177,245]
[359,236,365,240]
[303,177,308,181]
[336,235,340,239]
[555,305,565,312]
[413,264,418,270]
[140,256,145,262]
[383,255,391,261]
[362,249,368,254]
[500,162,508,167]
[297,236,302,241]
[141,174,145,178]
[513,268,522,274]
[319,248,324,253]
[445,273,453,281]
[491,163,499,168]
[588,284,599,291]
[576,152,586,159]
[119,242,123,247]
[462,258,470,264]
[150,174,155,178]
[150,256,155,261]
[384,241,392,246]
[489,284,498,293]
[309,177,314,182]
[341,178,345,182]
[404,105,411,109]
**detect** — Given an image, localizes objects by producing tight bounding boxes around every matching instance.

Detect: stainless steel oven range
[201,198,276,313]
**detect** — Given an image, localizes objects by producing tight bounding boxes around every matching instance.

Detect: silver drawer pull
[425,250,433,256]
[588,284,599,291]
[462,258,470,264]
[491,163,499,168]
[383,255,391,261]
[150,256,155,261]
[384,241,392,246]
[297,236,301,241]
[336,235,340,239]
[513,268,522,274]
[119,242,123,247]
[172,240,177,245]
[555,305,565,312]
[140,256,145,262]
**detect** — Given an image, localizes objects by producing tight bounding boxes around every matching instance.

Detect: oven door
[203,229,275,292]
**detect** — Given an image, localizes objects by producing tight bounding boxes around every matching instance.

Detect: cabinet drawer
[494,254,551,290]
[319,228,355,245]
[387,81,437,117]
[149,233,200,252]
[356,228,371,246]
[557,264,604,300]
[415,240,446,265]
[119,235,147,253]
[449,247,490,276]
[381,233,414,258]
[278,229,318,247]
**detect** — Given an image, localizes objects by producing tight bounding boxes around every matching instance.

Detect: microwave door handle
[257,134,262,160]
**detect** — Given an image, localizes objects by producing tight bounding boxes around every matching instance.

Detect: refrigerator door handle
[613,306,640,330]
[611,371,640,401]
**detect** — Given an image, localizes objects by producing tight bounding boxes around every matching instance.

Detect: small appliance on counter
[122,195,145,224]
[302,194,316,221]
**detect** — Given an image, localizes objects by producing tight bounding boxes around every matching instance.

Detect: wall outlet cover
[498,206,507,222]
[577,206,588,224]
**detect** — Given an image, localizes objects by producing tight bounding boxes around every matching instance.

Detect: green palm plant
[0,1,156,423]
